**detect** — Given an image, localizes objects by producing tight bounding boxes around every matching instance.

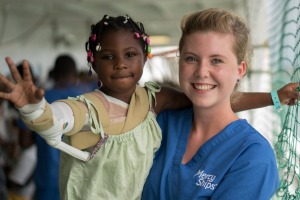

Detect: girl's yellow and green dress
[22,82,162,200]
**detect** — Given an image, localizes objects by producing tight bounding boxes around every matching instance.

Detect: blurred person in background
[6,62,38,200]
[0,82,9,200]
[34,54,86,200]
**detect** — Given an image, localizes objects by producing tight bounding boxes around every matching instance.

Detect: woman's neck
[182,104,238,164]
[192,104,238,138]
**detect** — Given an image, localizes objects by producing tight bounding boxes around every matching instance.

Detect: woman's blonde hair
[178,8,253,70]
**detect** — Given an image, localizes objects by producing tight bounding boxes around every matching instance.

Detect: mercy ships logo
[193,170,218,190]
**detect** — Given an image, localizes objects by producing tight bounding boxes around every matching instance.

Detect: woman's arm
[232,82,299,112]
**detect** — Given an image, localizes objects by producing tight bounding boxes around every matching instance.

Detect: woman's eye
[185,56,197,63]
[211,59,222,65]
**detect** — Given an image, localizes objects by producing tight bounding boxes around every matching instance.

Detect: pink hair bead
[134,32,140,38]
[145,37,150,45]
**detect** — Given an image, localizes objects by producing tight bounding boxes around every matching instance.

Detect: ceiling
[0,0,246,48]
[0,0,246,77]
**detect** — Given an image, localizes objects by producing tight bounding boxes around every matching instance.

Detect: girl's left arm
[231,82,299,112]
[154,82,299,114]
[154,86,191,114]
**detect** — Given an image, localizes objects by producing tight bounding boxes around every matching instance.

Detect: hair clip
[90,54,94,62]
[145,36,150,45]
[139,34,150,45]
[87,51,94,63]
[91,34,96,41]
[96,43,101,51]
[147,53,153,59]
[134,32,140,38]
[124,15,129,24]
[147,46,152,59]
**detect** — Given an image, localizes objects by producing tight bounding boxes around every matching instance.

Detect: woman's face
[179,31,246,109]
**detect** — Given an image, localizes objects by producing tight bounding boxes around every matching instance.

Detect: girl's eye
[102,55,113,60]
[126,52,136,58]
[211,58,222,65]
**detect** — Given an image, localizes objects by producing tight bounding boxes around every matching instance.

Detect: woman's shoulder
[233,120,276,159]
[239,120,271,143]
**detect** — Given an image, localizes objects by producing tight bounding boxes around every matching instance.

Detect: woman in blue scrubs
[142,8,283,200]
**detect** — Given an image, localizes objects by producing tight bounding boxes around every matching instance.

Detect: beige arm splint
[19,98,91,162]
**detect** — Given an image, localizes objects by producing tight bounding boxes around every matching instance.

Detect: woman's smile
[192,83,216,91]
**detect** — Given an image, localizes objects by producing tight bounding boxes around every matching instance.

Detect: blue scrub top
[142,107,279,200]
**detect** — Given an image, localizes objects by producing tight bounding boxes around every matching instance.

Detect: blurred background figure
[34,54,90,200]
[7,125,37,200]
[0,82,9,200]
[78,69,97,93]
[1,63,38,200]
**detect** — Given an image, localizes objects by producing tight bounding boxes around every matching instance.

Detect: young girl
[0,15,298,200]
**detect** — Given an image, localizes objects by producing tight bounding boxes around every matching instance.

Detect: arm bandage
[18,98,90,161]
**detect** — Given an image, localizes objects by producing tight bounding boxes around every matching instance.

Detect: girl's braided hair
[85,14,151,74]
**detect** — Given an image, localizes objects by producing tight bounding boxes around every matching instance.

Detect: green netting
[268,0,300,199]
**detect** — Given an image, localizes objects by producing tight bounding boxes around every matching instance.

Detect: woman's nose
[194,62,209,78]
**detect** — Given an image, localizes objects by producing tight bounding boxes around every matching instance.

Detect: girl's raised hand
[0,57,44,108]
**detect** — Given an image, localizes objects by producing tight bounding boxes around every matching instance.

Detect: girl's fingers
[5,57,22,82]
[0,92,11,100]
[35,88,45,100]
[0,73,15,90]
[22,59,33,82]
[0,71,13,101]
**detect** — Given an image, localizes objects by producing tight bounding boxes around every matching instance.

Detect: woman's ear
[238,61,247,78]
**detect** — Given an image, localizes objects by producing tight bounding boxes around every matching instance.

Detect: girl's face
[93,29,146,102]
[179,31,246,109]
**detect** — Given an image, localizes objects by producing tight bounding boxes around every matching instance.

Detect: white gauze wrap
[18,98,90,161]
